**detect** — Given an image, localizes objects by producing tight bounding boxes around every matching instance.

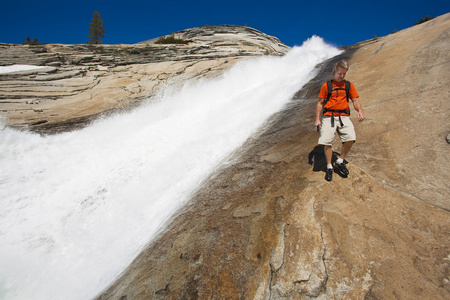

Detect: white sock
[336,158,344,165]
[327,164,333,169]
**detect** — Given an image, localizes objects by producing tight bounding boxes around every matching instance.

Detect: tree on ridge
[88,11,105,44]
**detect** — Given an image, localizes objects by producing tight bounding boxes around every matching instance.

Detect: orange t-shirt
[318,80,359,116]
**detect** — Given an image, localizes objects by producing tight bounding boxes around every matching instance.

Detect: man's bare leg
[324,145,333,166]
[334,141,354,177]
[324,145,334,181]
[339,141,354,160]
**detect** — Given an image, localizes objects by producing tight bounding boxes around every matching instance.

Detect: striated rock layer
[0,25,289,133]
[98,14,450,299]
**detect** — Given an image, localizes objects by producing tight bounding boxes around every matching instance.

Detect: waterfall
[0,36,340,300]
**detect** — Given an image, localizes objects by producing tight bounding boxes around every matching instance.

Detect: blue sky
[1,0,449,47]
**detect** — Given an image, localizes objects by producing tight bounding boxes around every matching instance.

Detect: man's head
[332,60,349,82]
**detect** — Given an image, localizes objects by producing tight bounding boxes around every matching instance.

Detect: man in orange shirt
[315,60,365,181]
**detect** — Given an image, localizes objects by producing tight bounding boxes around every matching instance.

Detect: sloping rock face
[0,25,288,133]
[98,14,450,299]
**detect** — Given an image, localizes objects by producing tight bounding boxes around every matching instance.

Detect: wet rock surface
[97,14,450,299]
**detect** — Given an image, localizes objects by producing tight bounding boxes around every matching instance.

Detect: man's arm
[351,97,365,121]
[315,98,325,129]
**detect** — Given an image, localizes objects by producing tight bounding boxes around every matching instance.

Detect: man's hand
[315,120,322,131]
[357,111,365,121]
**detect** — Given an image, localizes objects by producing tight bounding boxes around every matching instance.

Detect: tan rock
[0,25,288,132]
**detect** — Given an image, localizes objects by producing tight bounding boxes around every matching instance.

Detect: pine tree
[88,11,105,44]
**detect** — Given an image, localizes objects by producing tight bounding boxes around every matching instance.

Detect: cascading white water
[0,36,340,300]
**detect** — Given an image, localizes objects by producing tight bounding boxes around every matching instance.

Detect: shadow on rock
[308,145,347,173]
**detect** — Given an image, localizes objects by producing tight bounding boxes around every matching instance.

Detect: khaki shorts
[318,116,356,145]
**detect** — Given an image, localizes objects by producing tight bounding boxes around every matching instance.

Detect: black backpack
[325,80,351,105]
[323,80,351,127]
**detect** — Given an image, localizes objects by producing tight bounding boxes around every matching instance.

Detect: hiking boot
[333,161,349,177]
[325,169,333,181]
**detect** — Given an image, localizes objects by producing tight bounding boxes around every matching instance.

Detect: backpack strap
[344,80,350,102]
[325,80,333,106]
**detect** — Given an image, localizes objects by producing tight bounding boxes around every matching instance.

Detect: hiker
[315,59,364,181]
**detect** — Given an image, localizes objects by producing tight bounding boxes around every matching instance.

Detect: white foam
[0,36,340,300]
